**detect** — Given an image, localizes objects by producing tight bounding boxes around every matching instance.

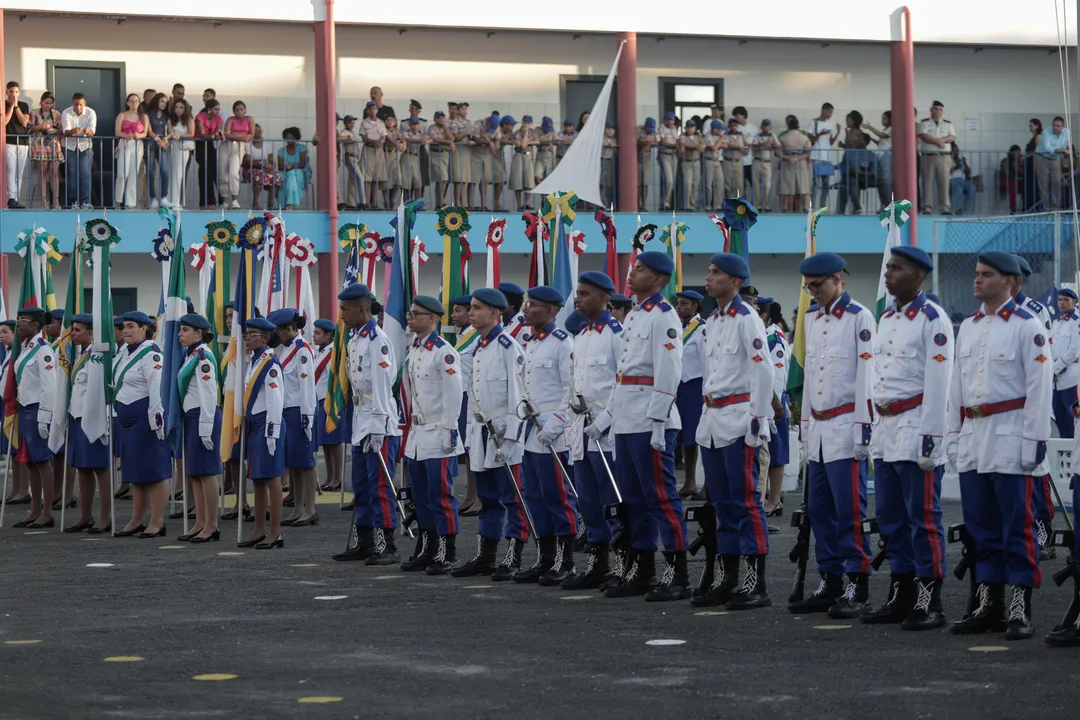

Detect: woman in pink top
[113,93,148,209]
[222,100,255,209]
[194,99,223,208]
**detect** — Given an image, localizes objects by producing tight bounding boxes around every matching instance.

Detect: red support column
[890,7,917,245]
[314,0,340,318]
[0,9,9,309]
[616,32,638,214]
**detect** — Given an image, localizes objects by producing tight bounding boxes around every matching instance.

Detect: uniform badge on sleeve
[201,363,211,373]
[1035,354,1048,363]
[152,353,161,363]
[934,333,947,346]
[859,329,871,342]
[667,328,677,339]
[269,369,278,378]
[859,352,872,360]
[931,354,947,362]
[444,354,454,364]
[1035,334,1046,347]
[381,345,389,355]
[752,338,763,349]
[777,350,784,358]
[664,343,676,350]
[301,355,308,364]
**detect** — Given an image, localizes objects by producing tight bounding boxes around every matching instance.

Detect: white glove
[442,429,456,453]
[491,418,507,439]
[368,433,385,454]
[583,423,605,441]
[305,424,312,442]
[853,443,870,461]
[498,438,518,459]
[38,423,49,440]
[1020,438,1043,472]
[916,456,936,472]
[649,422,666,453]
[768,417,778,437]
[535,425,558,447]
[946,439,959,471]
[154,425,165,441]
[266,436,276,456]
[201,436,215,452]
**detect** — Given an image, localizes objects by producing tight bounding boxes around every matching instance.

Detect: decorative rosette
[234,217,264,251]
[542,191,578,226]
[42,234,62,265]
[659,221,688,248]
[486,218,506,249]
[435,206,471,240]
[338,222,367,252]
[721,198,759,231]
[412,238,429,266]
[377,235,394,263]
[708,214,731,246]
[632,223,657,251]
[75,226,91,255]
[188,241,215,270]
[568,229,587,256]
[157,205,177,230]
[151,227,174,262]
[84,218,121,248]
[205,219,239,251]
[361,231,381,260]
[594,207,616,244]
[284,233,317,268]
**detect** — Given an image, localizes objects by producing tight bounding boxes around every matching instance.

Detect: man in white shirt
[732,106,759,203]
[60,93,97,210]
[917,101,956,215]
[809,103,839,211]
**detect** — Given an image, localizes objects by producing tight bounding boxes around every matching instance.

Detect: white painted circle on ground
[645,639,686,646]
[969,645,1009,652]
[86,563,115,568]
[313,595,348,601]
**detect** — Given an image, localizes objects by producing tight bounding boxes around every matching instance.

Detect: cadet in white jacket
[1045,404,1080,647]
[1051,289,1079,438]
[176,314,222,544]
[10,308,58,529]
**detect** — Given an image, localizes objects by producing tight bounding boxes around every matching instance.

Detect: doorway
[560,75,619,130]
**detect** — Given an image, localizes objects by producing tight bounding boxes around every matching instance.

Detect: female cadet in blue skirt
[63,316,113,534]
[176,314,223,543]
[238,317,286,549]
[313,318,346,493]
[111,316,131,501]
[113,311,173,538]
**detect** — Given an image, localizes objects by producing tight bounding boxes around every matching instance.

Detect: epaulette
[807,301,820,313]
[735,304,751,316]
[196,347,207,360]
[1013,307,1034,321]
[498,335,512,348]
[920,303,939,321]
[1027,299,1045,313]
[882,308,896,319]
[432,336,447,348]
[35,337,47,346]
[844,302,865,315]
[552,329,567,340]
[609,319,623,333]
[658,301,672,312]
[152,343,163,353]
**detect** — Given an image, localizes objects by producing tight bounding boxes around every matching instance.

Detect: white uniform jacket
[180,343,220,442]
[1051,309,1079,391]
[570,310,621,460]
[404,331,464,461]
[521,321,573,454]
[113,339,164,431]
[467,324,526,471]
[15,331,57,425]
[348,318,401,444]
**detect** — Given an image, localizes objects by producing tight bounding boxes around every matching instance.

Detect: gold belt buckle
[969,405,984,419]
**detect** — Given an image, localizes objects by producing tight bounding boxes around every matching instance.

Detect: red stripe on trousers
[744,444,768,556]
[553,454,577,535]
[1042,475,1055,520]
[377,443,393,528]
[922,468,944,580]
[510,464,529,541]
[1023,475,1043,589]
[851,460,870,573]
[439,457,458,535]
[652,446,685,552]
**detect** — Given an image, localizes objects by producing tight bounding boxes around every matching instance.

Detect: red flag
[595,208,618,285]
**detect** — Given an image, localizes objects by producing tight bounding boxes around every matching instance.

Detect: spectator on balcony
[402,116,427,203]
[202,88,216,107]
[722,116,748,201]
[276,126,308,210]
[359,101,387,209]
[677,119,704,210]
[637,117,659,211]
[1000,144,1025,214]
[536,117,557,187]
[370,86,395,123]
[809,102,839,210]
[194,98,223,209]
[701,120,725,211]
[576,111,590,133]
[167,83,185,112]
[657,112,679,210]
[733,106,758,201]
[221,101,254,209]
[751,119,780,212]
[511,115,539,211]
[164,99,195,210]
[428,110,454,207]
[1023,118,1043,212]
[449,102,474,206]
[836,122,873,216]
[949,141,976,215]
[28,91,62,209]
[601,122,619,209]
[1035,115,1071,210]
[472,112,501,209]
[556,119,577,166]
[777,114,811,213]
[384,114,404,208]
[338,114,362,209]
[4,81,30,209]
[144,93,170,210]
[140,88,156,116]
[863,110,892,206]
[244,124,279,210]
[114,93,148,210]
[917,100,956,214]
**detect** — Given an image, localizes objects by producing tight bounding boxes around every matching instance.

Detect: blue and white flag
[161,214,188,456]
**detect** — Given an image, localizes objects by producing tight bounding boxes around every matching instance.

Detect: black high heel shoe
[63,519,96,533]
[237,534,266,548]
[114,523,148,537]
[113,487,131,500]
[176,529,202,542]
[137,524,166,539]
[5,494,31,505]
[766,502,783,518]
[189,529,221,544]
[26,518,55,529]
[255,534,284,549]
[51,498,77,511]
[87,523,112,535]
[12,517,39,529]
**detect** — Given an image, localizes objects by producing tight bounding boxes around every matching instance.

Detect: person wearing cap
[173,313,223,543]
[1009,254,1057,560]
[656,113,680,210]
[450,295,480,515]
[337,114,363,209]
[677,121,705,210]
[702,120,727,211]
[600,123,618,208]
[946,251,1051,639]
[778,114,813,213]
[266,308,319,528]
[44,309,64,347]
[449,102,474,207]
[689,253,772,610]
[609,293,632,324]
[451,287,531,579]
[536,117,557,186]
[789,252,876,617]
[756,296,790,520]
[497,281,527,343]
[472,113,502,210]
[312,319,346,494]
[860,247,952,629]
[332,284,403,563]
[400,116,426,202]
[111,311,172,538]
[563,271,624,590]
[236,316,286,549]
[369,86,395,122]
[556,119,578,166]
[359,102,388,209]
[510,115,538,210]
[428,111,454,207]
[723,118,748,202]
[732,107,759,202]
[917,101,955,215]
[398,295,464,574]
[382,115,405,208]
[408,100,431,190]
[671,290,705,498]
[637,118,659,210]
[1052,289,1080,440]
[588,252,689,601]
[751,120,780,212]
[513,286,579,586]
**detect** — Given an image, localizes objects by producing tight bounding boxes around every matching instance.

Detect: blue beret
[338,283,375,302]
[0,319,16,329]
[121,311,153,326]
[798,252,847,277]
[71,313,94,326]
[925,293,941,305]
[313,318,336,332]
[246,317,276,333]
[472,288,508,310]
[610,293,632,308]
[18,306,44,316]
[224,301,235,310]
[528,285,565,306]
[891,245,934,272]
[636,251,675,276]
[48,308,65,322]
[676,290,704,303]
[1061,289,1079,301]
[564,309,587,335]
[412,294,445,316]
[1011,254,1033,277]
[179,313,211,331]
[978,251,1021,277]
[113,316,125,328]
[578,271,615,294]
[757,296,774,305]
[709,252,751,280]
[497,282,525,297]
[450,295,473,307]
[267,308,301,327]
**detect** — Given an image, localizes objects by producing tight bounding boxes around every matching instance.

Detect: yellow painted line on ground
[4,639,41,645]
[968,645,1008,653]
[560,595,594,601]
[158,545,186,550]
[192,673,238,681]
[104,656,144,663]
[462,585,494,589]
[694,611,729,616]
[81,538,102,542]
[23,531,48,535]
[291,563,318,568]
[813,625,852,631]
[217,552,245,556]
[374,575,403,580]
[298,697,344,704]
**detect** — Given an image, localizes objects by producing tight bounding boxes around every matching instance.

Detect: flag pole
[0,438,11,528]
[108,420,116,536]
[181,447,188,537]
[236,345,247,546]
[60,423,71,530]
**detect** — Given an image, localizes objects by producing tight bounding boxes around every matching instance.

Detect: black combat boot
[727,556,772,610]
[949,582,1007,635]
[513,537,555,583]
[1004,585,1035,640]
[450,536,499,577]
[599,547,626,592]
[425,535,457,575]
[562,543,609,590]
[1045,575,1080,647]
[604,551,656,598]
[400,529,434,572]
[644,552,690,602]
[539,536,576,586]
[901,578,947,631]
[861,573,916,624]
[574,514,587,552]
[332,524,375,562]
[788,573,844,614]
[828,572,870,619]
[690,555,740,607]
[1036,518,1056,561]
[491,538,526,581]
[365,527,400,565]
